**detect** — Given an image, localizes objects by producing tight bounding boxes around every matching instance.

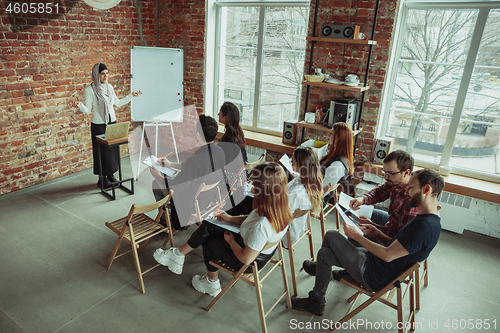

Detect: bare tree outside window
[385,7,500,178]
[217,6,309,133]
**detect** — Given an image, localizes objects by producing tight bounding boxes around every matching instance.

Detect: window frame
[205,0,311,136]
[378,0,500,183]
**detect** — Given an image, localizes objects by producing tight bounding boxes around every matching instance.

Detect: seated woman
[153,163,292,297]
[216,102,249,212]
[217,101,247,163]
[282,146,323,248]
[319,122,354,204]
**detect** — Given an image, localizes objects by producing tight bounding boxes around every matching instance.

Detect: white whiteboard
[131,46,184,122]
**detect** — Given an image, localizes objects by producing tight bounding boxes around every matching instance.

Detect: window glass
[216,4,309,133]
[383,5,500,180]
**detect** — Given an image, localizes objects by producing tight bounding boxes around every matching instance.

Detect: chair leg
[319,211,326,240]
[278,245,292,309]
[415,266,421,311]
[128,227,146,294]
[397,284,403,333]
[409,272,416,332]
[307,214,315,261]
[206,269,245,311]
[423,258,428,286]
[107,227,127,269]
[286,232,298,297]
[253,263,268,333]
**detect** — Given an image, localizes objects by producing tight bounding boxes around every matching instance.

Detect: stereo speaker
[283,120,298,144]
[328,98,360,129]
[372,137,394,164]
[320,25,360,39]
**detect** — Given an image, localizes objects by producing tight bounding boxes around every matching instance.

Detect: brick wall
[301,0,397,168]
[1,0,396,195]
[0,0,156,194]
[155,0,206,154]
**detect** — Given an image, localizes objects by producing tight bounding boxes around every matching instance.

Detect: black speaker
[320,25,360,39]
[373,137,394,164]
[283,120,298,144]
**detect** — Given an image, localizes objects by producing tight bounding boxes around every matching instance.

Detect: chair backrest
[324,182,340,195]
[261,240,280,252]
[292,208,309,219]
[245,153,266,171]
[130,190,173,216]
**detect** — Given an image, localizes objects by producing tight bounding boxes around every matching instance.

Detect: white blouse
[78,84,131,124]
[282,177,312,248]
[240,209,288,255]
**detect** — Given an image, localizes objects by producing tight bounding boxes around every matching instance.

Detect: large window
[209,0,310,134]
[380,1,500,181]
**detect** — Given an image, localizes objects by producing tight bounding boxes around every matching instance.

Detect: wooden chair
[284,210,315,296]
[205,241,292,333]
[188,180,223,226]
[318,183,341,239]
[332,262,420,333]
[105,190,174,294]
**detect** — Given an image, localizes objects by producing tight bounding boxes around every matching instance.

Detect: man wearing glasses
[349,150,417,244]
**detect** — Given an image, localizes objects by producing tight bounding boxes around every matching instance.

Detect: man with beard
[350,150,417,244]
[291,169,443,316]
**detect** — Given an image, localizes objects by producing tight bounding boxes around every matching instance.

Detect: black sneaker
[291,291,326,316]
[302,260,316,276]
[332,269,353,282]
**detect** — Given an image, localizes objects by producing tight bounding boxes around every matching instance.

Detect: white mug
[345,74,359,84]
[315,68,322,75]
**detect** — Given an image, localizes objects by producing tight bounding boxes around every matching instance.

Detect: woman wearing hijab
[75,62,142,189]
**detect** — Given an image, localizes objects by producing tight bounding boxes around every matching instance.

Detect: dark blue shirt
[364,214,441,291]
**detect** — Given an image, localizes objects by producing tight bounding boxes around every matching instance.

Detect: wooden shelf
[303,81,370,92]
[296,121,330,132]
[216,125,296,155]
[306,36,377,45]
[296,121,363,135]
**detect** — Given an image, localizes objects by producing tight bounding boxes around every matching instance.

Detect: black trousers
[187,220,275,273]
[91,122,119,176]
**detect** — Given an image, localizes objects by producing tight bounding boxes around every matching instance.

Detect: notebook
[96,122,130,141]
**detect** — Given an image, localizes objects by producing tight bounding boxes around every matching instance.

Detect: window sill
[216,125,296,155]
[364,162,500,204]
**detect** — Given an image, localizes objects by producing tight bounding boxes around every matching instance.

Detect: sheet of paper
[142,155,180,178]
[206,218,241,234]
[338,192,374,219]
[336,203,364,235]
[279,154,299,176]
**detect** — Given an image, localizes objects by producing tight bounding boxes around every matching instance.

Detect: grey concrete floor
[1,158,499,333]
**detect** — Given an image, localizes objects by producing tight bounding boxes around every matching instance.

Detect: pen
[162,152,172,159]
[344,207,353,214]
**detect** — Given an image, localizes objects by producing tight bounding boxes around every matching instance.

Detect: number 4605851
[6,2,60,14]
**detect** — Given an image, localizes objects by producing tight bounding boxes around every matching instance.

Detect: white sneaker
[153,247,184,274]
[191,274,222,297]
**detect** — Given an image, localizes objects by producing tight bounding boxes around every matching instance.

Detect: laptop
[96,122,130,141]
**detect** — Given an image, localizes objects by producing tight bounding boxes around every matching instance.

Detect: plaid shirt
[362,182,418,238]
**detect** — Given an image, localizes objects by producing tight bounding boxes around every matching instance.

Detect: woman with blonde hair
[154,163,292,297]
[320,122,354,203]
[283,146,323,248]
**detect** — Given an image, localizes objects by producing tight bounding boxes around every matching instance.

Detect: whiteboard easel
[136,122,180,180]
